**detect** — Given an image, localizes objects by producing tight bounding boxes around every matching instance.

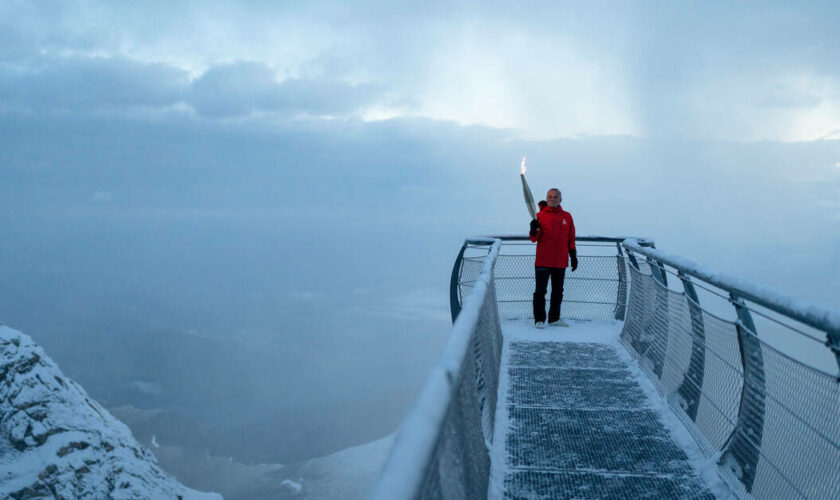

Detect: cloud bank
[2,1,839,140]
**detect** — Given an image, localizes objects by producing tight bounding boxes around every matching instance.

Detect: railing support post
[646,257,669,378]
[615,242,628,320]
[826,332,840,375]
[674,272,706,421]
[450,242,468,323]
[626,251,640,270]
[648,256,668,287]
[719,293,766,493]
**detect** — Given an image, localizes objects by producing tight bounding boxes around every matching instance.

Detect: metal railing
[620,239,840,499]
[371,238,503,500]
[451,236,654,323]
[373,235,840,500]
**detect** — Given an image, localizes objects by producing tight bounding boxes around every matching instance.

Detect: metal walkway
[490,320,718,499]
[372,236,840,500]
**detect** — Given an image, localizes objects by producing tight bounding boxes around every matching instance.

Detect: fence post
[626,251,640,270]
[674,272,706,421]
[719,293,766,493]
[645,257,669,378]
[615,242,628,320]
[620,249,647,353]
[826,332,840,375]
[648,256,668,287]
[450,242,468,323]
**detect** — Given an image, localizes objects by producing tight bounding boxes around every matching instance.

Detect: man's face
[546,190,561,207]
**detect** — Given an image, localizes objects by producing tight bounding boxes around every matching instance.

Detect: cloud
[0,55,382,120]
[288,291,326,301]
[130,380,165,396]
[91,191,114,203]
[758,82,825,110]
[0,56,189,113]
[2,1,840,140]
[189,61,381,118]
[348,288,450,322]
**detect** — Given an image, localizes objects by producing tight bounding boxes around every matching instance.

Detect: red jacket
[529,204,576,268]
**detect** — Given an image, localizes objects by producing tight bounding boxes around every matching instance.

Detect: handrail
[450,238,500,321]
[622,238,840,370]
[481,235,656,245]
[451,235,654,322]
[371,238,501,500]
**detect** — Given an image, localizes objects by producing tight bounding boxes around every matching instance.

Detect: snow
[499,317,625,344]
[487,320,515,500]
[611,332,734,499]
[488,319,734,499]
[280,434,394,499]
[0,324,222,500]
[281,479,303,493]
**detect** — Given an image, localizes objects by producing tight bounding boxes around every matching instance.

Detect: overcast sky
[2,0,840,142]
[1,2,838,346]
[1,0,839,352]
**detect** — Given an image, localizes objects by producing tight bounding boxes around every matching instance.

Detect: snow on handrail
[370,238,501,500]
[622,238,840,348]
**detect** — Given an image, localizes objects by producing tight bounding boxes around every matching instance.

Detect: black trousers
[533,266,566,323]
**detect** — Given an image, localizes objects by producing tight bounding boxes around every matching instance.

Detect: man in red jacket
[529,188,578,328]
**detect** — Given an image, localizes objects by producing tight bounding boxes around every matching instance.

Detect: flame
[520,156,527,175]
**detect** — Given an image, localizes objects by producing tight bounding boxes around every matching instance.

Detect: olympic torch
[520,156,537,219]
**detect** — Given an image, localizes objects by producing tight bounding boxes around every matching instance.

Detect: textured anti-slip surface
[502,341,714,499]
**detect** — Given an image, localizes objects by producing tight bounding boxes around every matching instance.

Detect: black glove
[529,219,540,237]
[570,249,578,272]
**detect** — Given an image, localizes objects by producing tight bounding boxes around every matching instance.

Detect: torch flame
[520,156,527,175]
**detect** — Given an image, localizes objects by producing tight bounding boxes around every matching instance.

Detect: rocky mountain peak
[0,325,221,499]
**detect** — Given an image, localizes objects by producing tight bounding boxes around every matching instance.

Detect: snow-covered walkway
[488,319,727,499]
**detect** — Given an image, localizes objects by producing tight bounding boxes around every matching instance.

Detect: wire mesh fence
[372,239,503,500]
[621,256,840,500]
[458,243,627,322]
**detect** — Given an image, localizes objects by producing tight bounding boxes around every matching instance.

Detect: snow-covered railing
[370,238,503,500]
[621,238,840,499]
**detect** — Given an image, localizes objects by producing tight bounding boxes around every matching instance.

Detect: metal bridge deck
[490,320,718,499]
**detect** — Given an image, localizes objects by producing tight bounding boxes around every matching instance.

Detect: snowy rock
[280,479,302,494]
[0,325,222,500]
[279,434,394,499]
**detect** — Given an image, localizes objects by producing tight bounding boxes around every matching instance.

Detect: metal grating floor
[500,339,714,499]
